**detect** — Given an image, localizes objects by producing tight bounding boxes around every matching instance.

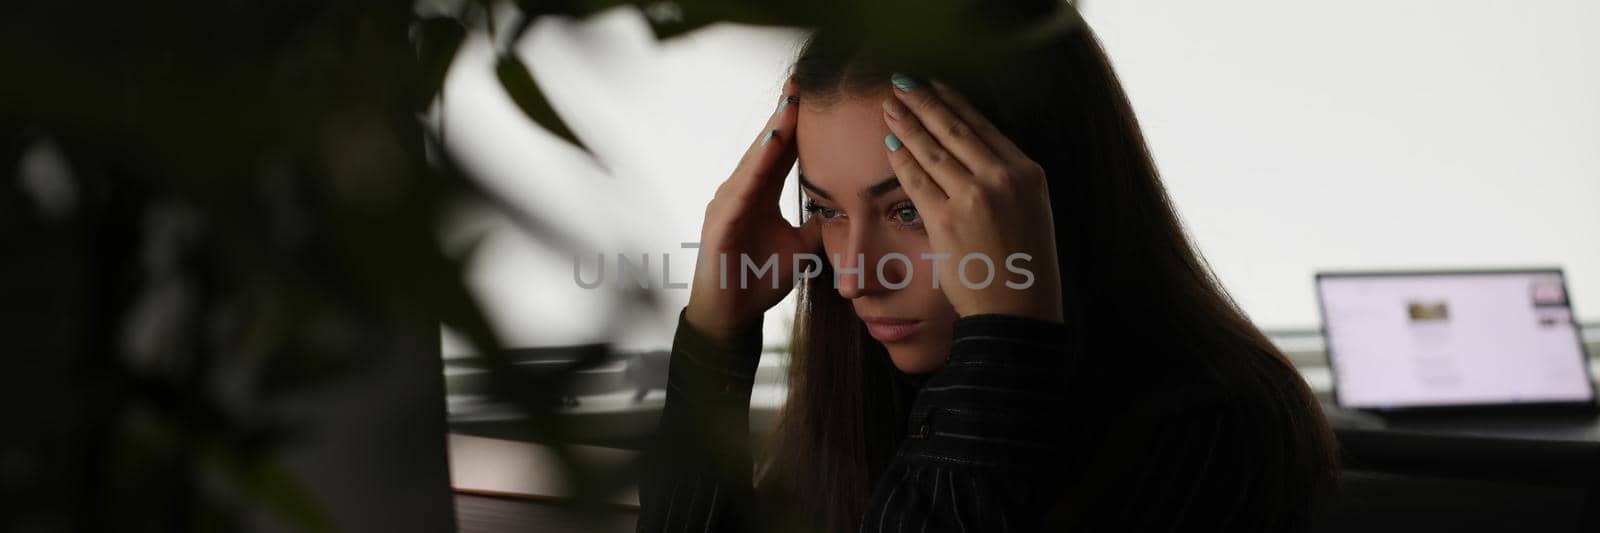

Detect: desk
[447,348,1600,531]
[1323,404,1600,531]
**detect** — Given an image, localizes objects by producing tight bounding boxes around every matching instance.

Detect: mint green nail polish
[760,129,778,146]
[776,95,796,114]
[890,73,917,92]
[884,133,902,152]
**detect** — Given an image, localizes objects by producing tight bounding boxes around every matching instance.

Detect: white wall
[436,11,808,354]
[438,2,1599,355]
[1088,0,1600,329]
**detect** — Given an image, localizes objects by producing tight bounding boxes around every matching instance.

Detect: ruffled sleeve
[634,306,765,532]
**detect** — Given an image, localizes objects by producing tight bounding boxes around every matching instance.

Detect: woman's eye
[892,205,921,225]
[803,200,843,221]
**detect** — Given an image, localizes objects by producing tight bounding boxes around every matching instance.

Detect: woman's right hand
[684,83,822,346]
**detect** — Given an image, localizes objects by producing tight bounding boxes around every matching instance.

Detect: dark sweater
[636,306,1287,532]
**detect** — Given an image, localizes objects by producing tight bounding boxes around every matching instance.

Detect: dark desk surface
[1323,402,1600,486]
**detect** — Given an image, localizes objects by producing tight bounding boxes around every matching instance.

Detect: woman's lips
[862,317,922,343]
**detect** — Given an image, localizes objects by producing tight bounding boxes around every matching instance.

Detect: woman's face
[796,89,959,374]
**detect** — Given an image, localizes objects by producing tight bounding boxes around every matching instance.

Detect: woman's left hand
[881,74,1064,323]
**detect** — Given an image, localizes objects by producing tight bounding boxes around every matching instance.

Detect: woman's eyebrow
[798,173,902,201]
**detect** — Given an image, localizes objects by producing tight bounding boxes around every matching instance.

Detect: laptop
[1316,268,1597,416]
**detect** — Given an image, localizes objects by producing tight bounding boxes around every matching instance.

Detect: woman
[636,5,1340,532]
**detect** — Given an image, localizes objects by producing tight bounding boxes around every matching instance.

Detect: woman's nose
[835,232,908,300]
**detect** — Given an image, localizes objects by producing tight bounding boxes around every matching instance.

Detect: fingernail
[884,133,902,152]
[776,94,797,114]
[760,129,778,146]
[890,73,917,92]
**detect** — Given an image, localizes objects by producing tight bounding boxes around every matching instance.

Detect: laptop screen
[1317,270,1594,409]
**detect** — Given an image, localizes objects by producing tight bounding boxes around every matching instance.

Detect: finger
[928,78,1030,163]
[883,132,948,216]
[753,95,802,204]
[887,73,1003,176]
[726,92,800,202]
[881,95,976,197]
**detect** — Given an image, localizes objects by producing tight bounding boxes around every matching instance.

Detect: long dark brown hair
[755,2,1340,531]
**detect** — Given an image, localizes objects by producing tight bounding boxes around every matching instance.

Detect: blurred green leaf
[415,16,468,107]
[506,0,634,44]
[639,0,805,41]
[225,452,334,533]
[495,53,599,163]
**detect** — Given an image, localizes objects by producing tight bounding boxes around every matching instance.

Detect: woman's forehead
[795,96,895,193]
